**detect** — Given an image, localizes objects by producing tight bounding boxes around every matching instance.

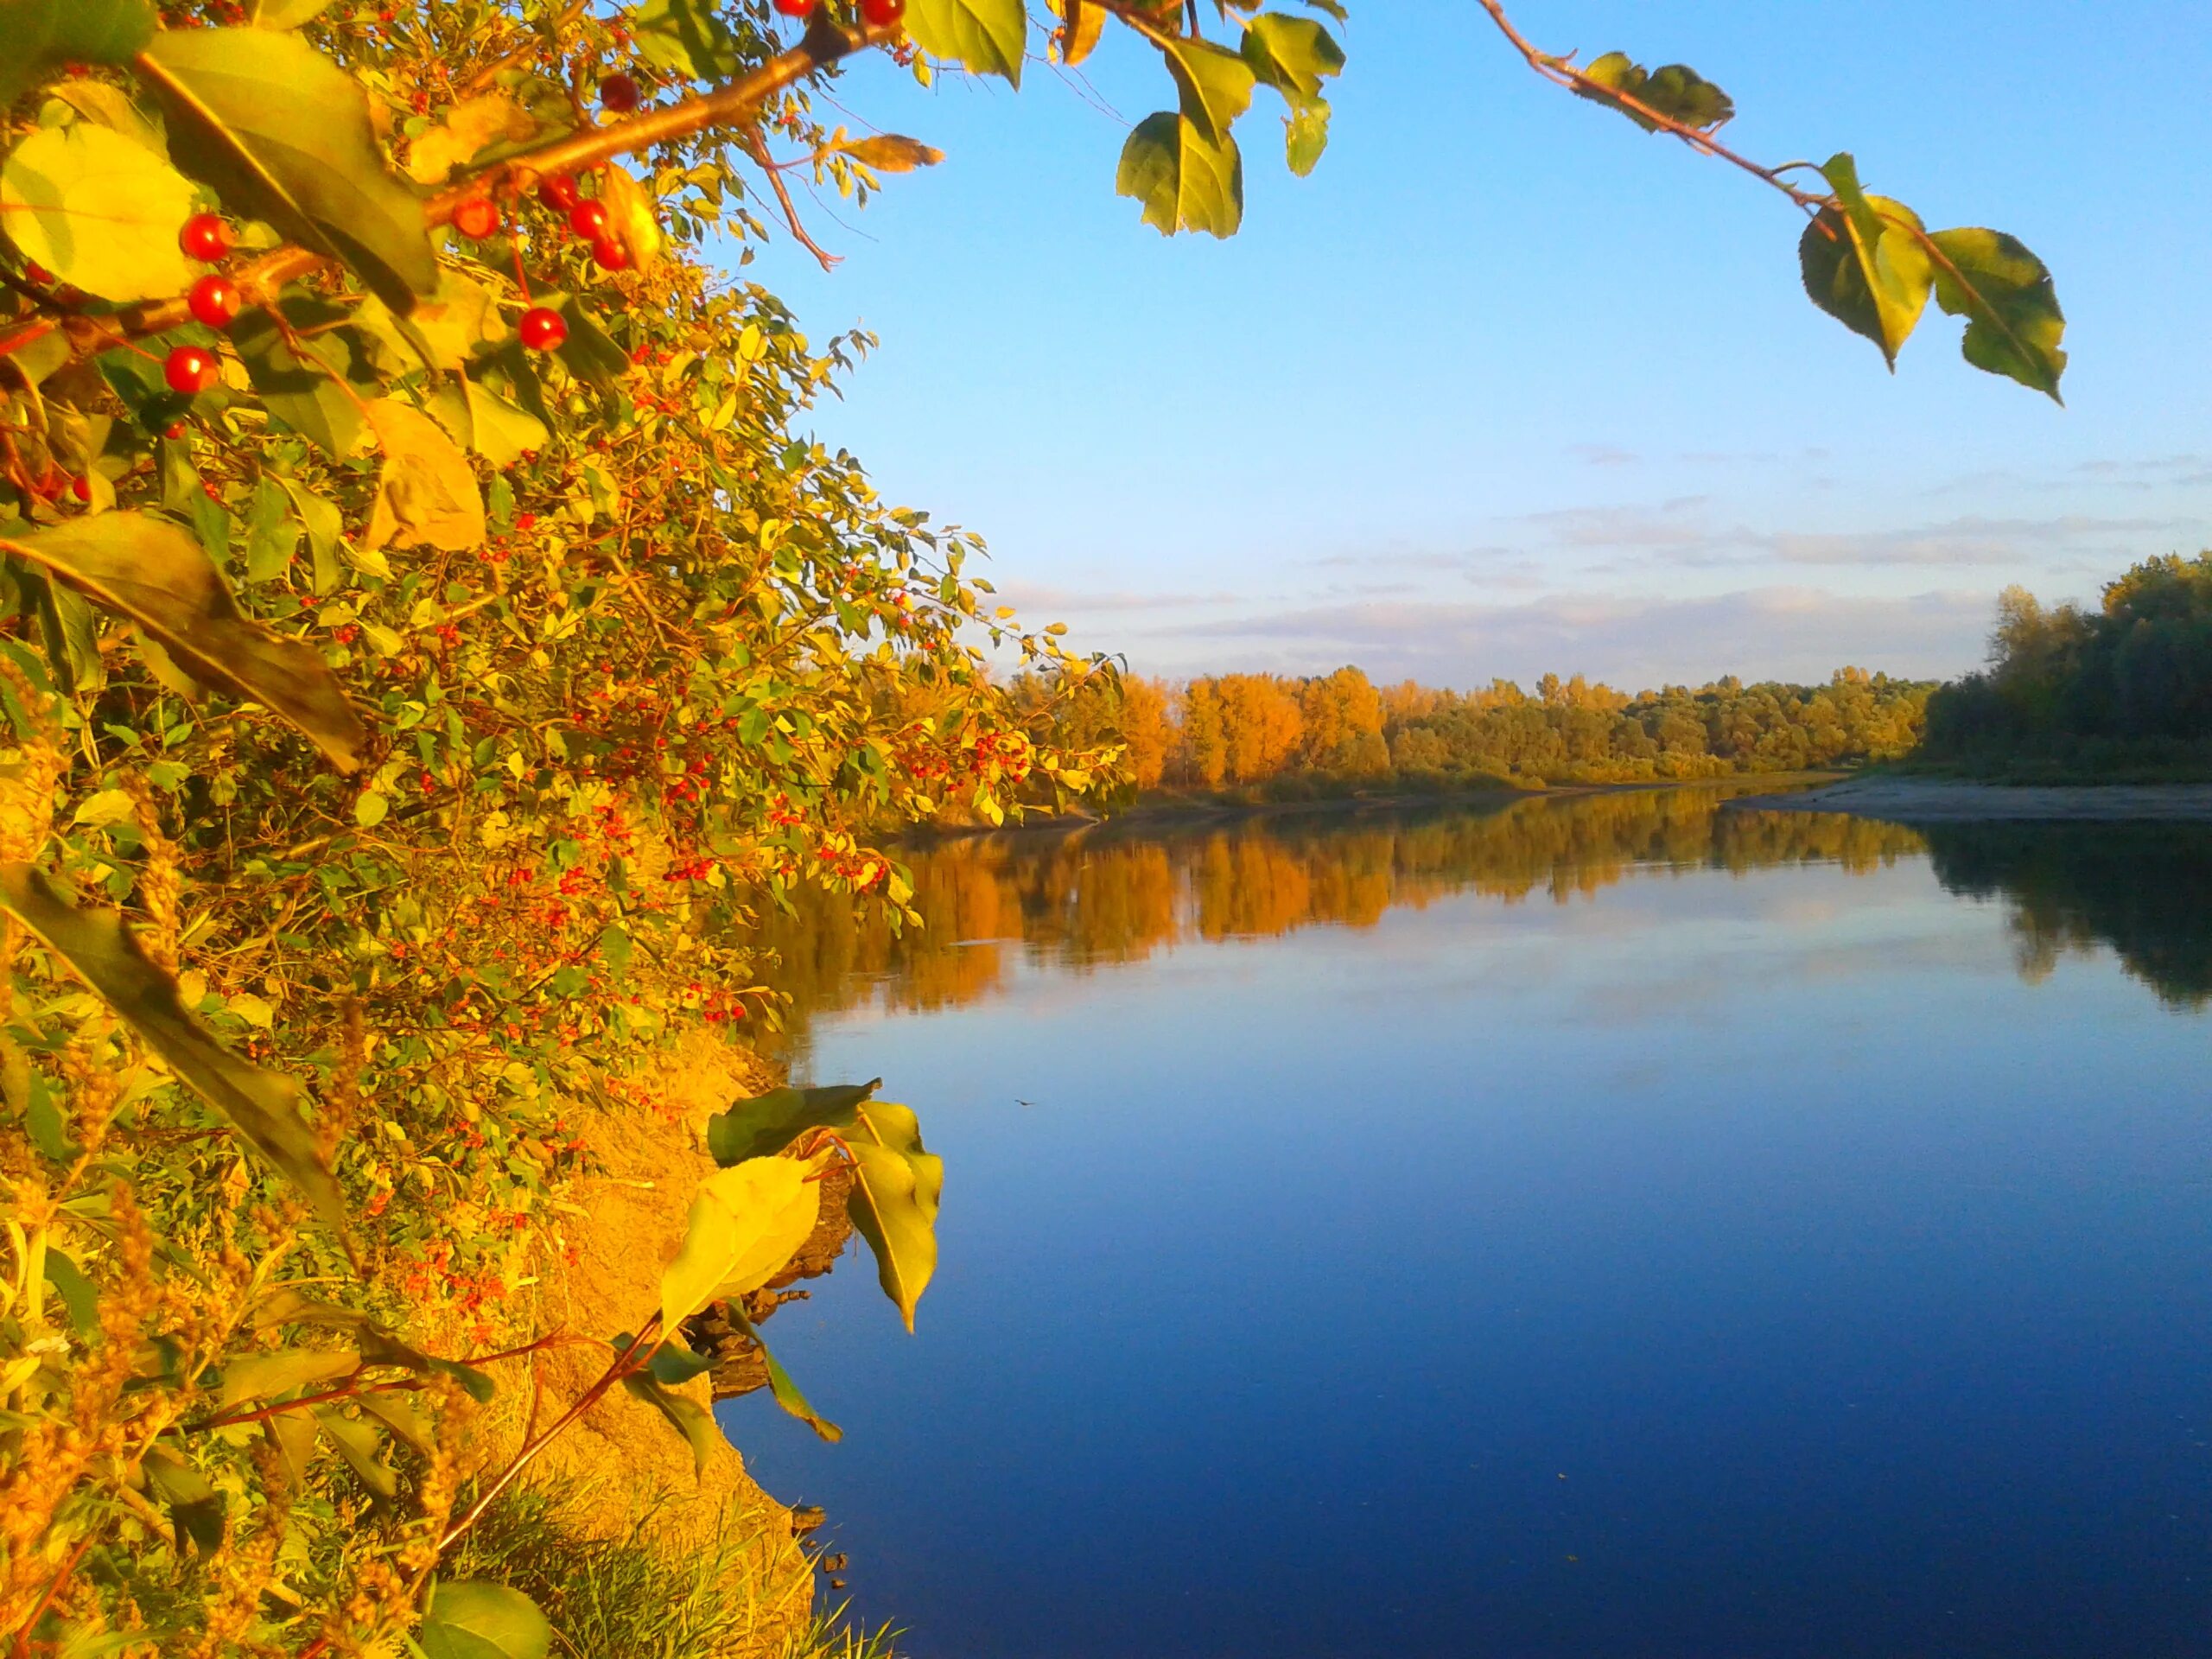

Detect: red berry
[179,213,231,263]
[22,262,53,287]
[568,200,608,239]
[187,273,239,328]
[590,237,631,271]
[518,307,567,352]
[452,197,501,239]
[772,0,813,14]
[861,0,904,23]
[163,421,188,441]
[163,344,219,396]
[69,475,91,503]
[538,174,581,211]
[599,73,640,113]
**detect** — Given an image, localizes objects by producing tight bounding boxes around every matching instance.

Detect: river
[723,785,2211,1659]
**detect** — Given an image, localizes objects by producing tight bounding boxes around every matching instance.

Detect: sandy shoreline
[1731,776,2212,823]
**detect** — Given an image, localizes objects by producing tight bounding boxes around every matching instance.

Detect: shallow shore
[1731,775,2212,822]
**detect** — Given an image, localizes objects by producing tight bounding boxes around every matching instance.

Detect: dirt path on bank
[1732,776,2212,822]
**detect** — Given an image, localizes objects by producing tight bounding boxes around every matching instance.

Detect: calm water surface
[722,787,2211,1659]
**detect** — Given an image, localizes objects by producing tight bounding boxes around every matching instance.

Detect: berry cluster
[773,0,905,21]
[160,212,241,397]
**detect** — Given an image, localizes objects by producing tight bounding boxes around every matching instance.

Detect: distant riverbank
[917,772,1853,841]
[1732,776,2212,822]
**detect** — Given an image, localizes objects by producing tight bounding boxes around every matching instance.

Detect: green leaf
[312,1406,397,1502]
[1927,226,2068,401]
[1284,99,1330,177]
[632,0,742,80]
[843,1102,943,1332]
[548,294,630,388]
[270,474,343,594]
[0,513,367,769]
[264,1408,319,1485]
[658,1156,822,1333]
[1158,35,1255,145]
[48,79,167,153]
[1576,51,1733,132]
[137,28,437,313]
[217,1345,359,1409]
[727,1306,842,1443]
[1116,111,1243,239]
[227,304,375,459]
[903,0,1027,86]
[353,1389,436,1452]
[1798,154,1930,371]
[619,1364,720,1476]
[1240,14,1344,107]
[142,1445,226,1554]
[420,1582,552,1659]
[241,477,299,582]
[42,1248,99,1338]
[0,0,154,108]
[0,864,349,1241]
[252,1290,499,1402]
[22,1070,78,1164]
[356,270,500,373]
[596,923,631,976]
[704,1078,881,1166]
[0,120,197,303]
[629,1335,716,1386]
[362,398,486,554]
[435,378,548,469]
[353,791,388,827]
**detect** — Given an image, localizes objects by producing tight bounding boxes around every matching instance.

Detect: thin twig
[434,1313,662,1553]
[741,128,841,272]
[1468,0,1826,214]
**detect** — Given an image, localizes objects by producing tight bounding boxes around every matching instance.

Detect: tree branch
[0,15,899,371]
[1470,0,1827,214]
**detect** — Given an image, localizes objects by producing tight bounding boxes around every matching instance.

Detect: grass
[442,1487,899,1659]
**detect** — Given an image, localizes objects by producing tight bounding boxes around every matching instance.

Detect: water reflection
[1921,821,2212,1007]
[753,787,1925,1045]
[754,787,2212,1039]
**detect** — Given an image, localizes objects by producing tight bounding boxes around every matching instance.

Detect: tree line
[1019,664,1933,798]
[1921,553,2212,777]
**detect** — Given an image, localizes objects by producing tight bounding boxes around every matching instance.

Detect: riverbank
[1731,775,2212,821]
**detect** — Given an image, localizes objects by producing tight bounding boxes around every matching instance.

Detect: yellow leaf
[598,163,664,271]
[362,399,486,553]
[837,135,944,174]
[658,1156,822,1333]
[405,92,538,185]
[0,122,197,302]
[72,789,137,829]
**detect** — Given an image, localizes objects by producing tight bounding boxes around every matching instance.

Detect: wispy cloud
[994,582,1243,614]
[1568,443,1640,467]
[1141,586,1997,689]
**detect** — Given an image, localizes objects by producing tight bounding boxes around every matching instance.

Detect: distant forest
[1018,551,2212,796]
[1019,665,1932,797]
[1921,553,2212,777]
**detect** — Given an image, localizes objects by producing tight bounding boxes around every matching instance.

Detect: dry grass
[421,1030,846,1656]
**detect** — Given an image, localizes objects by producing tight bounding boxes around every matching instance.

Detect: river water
[724,785,2211,1659]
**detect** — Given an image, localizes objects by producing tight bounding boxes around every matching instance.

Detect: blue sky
[750,0,2212,690]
